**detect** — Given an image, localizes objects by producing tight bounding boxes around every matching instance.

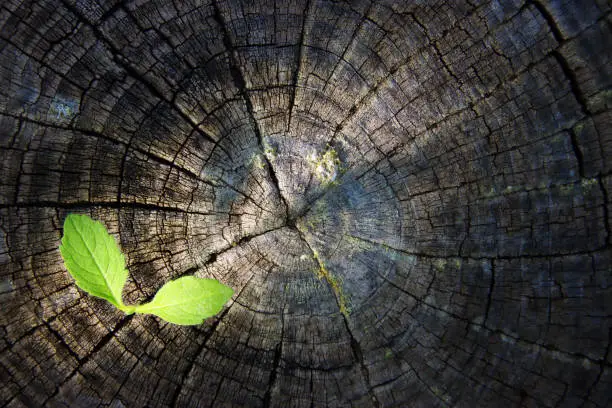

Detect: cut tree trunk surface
[1,0,611,406]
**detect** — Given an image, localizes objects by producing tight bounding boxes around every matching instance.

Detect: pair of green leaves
[59,214,233,325]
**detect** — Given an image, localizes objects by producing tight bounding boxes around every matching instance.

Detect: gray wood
[1,0,611,406]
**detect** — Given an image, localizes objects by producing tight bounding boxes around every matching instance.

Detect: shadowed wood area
[1,0,611,406]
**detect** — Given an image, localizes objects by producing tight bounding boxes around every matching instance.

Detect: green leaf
[134,276,233,325]
[59,214,128,309]
[59,214,234,325]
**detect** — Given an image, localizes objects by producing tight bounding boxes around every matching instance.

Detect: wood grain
[1,0,611,406]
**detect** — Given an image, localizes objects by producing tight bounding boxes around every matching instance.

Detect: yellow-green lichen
[312,250,351,316]
[573,121,585,135]
[252,154,267,169]
[264,145,277,160]
[308,146,342,185]
[483,186,497,198]
[581,178,598,190]
[434,259,447,271]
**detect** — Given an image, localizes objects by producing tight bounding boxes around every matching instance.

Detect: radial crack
[263,310,284,407]
[598,177,611,246]
[293,227,380,406]
[41,315,134,406]
[59,0,230,158]
[287,0,313,133]
[483,259,495,326]
[211,0,290,223]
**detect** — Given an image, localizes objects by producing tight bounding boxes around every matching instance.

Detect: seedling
[59,214,233,325]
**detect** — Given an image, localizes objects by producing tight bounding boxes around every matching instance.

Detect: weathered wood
[1,0,611,406]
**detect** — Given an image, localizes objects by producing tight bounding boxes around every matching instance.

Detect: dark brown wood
[1,0,611,406]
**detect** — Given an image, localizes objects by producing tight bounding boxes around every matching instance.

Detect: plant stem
[118,304,137,315]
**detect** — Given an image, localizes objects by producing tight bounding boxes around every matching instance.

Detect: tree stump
[1,0,611,406]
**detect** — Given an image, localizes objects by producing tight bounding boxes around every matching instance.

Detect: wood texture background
[1,0,611,406]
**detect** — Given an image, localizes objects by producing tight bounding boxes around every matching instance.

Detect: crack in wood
[1,1,611,406]
[211,0,290,222]
[483,259,495,327]
[293,227,380,406]
[41,315,134,406]
[59,0,230,158]
[287,0,313,134]
[262,310,284,407]
[598,177,611,247]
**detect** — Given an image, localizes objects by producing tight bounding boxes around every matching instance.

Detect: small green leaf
[59,214,234,325]
[59,214,128,309]
[134,276,233,325]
